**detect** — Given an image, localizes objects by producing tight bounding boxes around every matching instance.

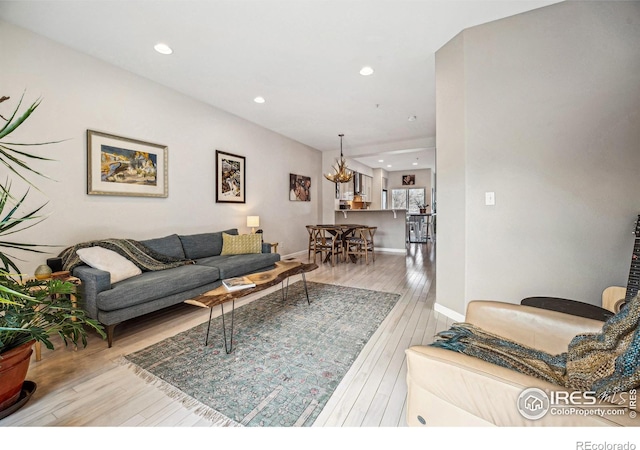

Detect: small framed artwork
[289,173,311,201]
[87,130,168,197]
[402,174,416,186]
[216,150,246,203]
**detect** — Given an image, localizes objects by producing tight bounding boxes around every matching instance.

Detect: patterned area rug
[121,281,400,427]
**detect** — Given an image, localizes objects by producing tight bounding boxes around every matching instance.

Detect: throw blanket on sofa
[59,239,195,273]
[430,293,640,398]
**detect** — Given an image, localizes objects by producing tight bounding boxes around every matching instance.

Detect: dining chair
[345,226,377,265]
[311,226,342,266]
[305,225,317,261]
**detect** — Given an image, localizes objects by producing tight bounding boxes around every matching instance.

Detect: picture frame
[216,150,246,203]
[289,173,311,201]
[402,174,416,186]
[87,130,168,197]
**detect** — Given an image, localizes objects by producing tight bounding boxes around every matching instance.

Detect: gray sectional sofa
[72,228,280,347]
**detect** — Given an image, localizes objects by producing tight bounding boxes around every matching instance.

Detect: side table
[520,296,614,322]
[31,272,81,361]
[268,242,279,253]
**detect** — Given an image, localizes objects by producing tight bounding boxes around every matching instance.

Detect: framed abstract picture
[289,173,311,201]
[216,150,246,203]
[87,130,168,197]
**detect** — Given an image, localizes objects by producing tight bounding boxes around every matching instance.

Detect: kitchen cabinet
[337,173,373,203]
[362,175,372,201]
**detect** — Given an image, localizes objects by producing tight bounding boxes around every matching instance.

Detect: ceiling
[0,0,560,172]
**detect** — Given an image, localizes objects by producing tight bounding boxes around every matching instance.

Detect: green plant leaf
[0,146,51,185]
[0,93,41,140]
[0,93,106,354]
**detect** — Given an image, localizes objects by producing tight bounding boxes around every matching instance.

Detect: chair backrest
[309,225,334,241]
[306,225,316,240]
[360,226,376,241]
[350,226,375,243]
[367,226,377,239]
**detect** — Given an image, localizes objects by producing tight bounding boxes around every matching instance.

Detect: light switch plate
[485,192,495,206]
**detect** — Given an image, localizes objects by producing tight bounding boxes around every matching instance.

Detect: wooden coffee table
[185,260,318,353]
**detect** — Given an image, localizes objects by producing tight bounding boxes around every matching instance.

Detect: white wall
[435,31,468,316]
[371,168,385,209]
[435,1,640,315]
[0,20,322,275]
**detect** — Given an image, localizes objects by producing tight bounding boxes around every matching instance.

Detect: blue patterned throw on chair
[431,294,640,398]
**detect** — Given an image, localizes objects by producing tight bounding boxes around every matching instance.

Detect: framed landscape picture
[289,173,311,201]
[216,150,246,203]
[87,130,168,197]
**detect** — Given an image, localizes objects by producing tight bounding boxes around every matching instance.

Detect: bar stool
[424,214,436,241]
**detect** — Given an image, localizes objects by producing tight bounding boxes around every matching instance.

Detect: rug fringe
[117,356,241,427]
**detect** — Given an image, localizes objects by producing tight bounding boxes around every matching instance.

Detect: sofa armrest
[261,242,272,253]
[602,286,626,313]
[72,265,112,319]
[465,300,604,355]
[405,345,632,426]
[406,345,556,426]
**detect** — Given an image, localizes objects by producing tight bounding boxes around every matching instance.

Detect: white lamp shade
[247,216,260,228]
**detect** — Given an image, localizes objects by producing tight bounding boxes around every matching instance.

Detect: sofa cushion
[76,247,142,283]
[140,234,186,259]
[221,233,262,255]
[179,228,238,259]
[96,264,220,311]
[196,253,280,279]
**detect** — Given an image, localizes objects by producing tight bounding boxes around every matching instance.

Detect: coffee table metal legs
[301,272,310,305]
[220,299,235,354]
[204,299,236,354]
[281,273,310,305]
[205,275,311,353]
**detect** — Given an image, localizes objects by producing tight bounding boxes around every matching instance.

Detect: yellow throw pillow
[220,233,262,255]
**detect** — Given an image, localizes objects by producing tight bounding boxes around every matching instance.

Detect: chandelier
[324,134,353,183]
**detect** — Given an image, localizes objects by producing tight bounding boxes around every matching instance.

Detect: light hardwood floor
[1,242,451,428]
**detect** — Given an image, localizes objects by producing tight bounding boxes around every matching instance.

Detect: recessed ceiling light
[359,66,374,76]
[378,159,384,163]
[387,164,392,168]
[154,43,173,55]
[254,96,266,104]
[412,162,418,166]
[408,115,417,121]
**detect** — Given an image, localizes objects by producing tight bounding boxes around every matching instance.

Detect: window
[391,188,425,212]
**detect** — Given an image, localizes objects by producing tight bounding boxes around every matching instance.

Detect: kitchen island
[334,209,406,252]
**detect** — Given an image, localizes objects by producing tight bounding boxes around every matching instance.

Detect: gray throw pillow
[179,228,238,259]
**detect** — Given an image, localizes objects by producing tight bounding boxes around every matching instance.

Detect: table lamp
[247,215,260,234]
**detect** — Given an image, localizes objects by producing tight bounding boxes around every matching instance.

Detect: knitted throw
[59,238,194,273]
[430,293,640,398]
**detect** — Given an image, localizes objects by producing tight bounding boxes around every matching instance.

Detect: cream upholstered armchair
[405,287,638,427]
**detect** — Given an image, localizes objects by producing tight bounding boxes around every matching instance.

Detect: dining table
[313,224,365,264]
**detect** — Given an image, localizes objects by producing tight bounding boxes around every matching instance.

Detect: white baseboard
[434,302,465,322]
[282,250,306,259]
[377,247,406,254]
[281,248,405,260]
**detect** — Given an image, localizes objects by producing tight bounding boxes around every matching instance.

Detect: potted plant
[0,93,105,415]
[419,203,429,214]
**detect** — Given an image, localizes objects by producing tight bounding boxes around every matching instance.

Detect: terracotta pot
[0,340,34,411]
